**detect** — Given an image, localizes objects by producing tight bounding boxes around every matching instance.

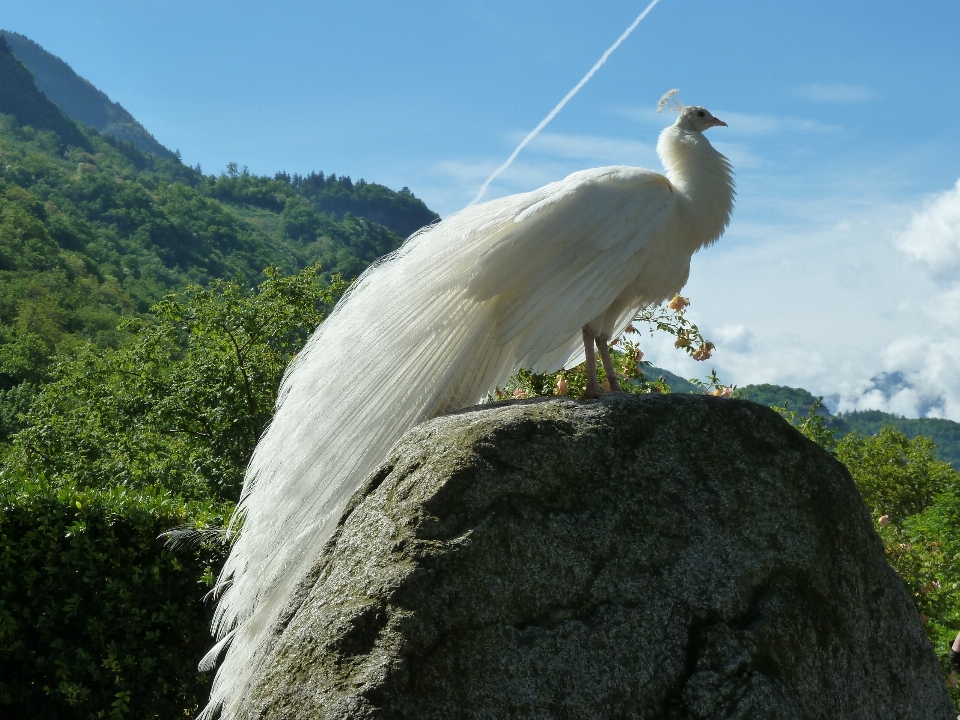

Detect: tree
[4,264,345,503]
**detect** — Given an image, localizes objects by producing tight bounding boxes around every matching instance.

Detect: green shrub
[0,472,229,719]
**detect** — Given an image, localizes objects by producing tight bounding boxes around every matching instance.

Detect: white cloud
[795,84,877,103]
[830,337,960,420]
[632,186,960,418]
[827,178,960,420]
[896,178,960,282]
[712,111,839,135]
[711,324,755,353]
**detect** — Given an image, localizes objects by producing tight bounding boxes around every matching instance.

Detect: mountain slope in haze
[0,36,88,149]
[0,30,175,159]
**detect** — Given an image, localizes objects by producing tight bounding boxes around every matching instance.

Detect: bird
[199,89,735,719]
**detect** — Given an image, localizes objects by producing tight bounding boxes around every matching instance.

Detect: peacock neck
[657,126,735,251]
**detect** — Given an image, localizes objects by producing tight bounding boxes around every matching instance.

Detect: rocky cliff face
[237,394,953,719]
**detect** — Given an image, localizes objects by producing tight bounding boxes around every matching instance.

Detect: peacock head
[676,106,728,132]
[657,89,728,133]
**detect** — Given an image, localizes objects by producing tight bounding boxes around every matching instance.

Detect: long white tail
[200,164,675,718]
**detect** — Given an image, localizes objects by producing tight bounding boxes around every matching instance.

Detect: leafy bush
[0,473,228,718]
[0,265,342,718]
[4,264,343,503]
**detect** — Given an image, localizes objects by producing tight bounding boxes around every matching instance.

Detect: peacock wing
[465,166,675,369]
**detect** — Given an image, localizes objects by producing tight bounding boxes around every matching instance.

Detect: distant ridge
[0,30,175,158]
[637,373,960,470]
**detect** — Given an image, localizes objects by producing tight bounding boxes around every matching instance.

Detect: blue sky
[4,1,960,418]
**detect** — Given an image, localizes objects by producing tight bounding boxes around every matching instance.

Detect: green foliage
[770,397,838,452]
[0,472,227,718]
[836,411,960,471]
[836,428,955,523]
[277,170,439,240]
[0,381,38,442]
[0,265,339,717]
[738,383,822,416]
[4,264,343,503]
[0,64,426,442]
[856,438,960,706]
[200,169,431,280]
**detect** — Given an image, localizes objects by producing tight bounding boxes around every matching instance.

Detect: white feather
[201,106,735,719]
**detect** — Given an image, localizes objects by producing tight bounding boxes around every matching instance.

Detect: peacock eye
[697,110,705,118]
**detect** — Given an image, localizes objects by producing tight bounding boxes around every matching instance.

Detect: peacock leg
[596,335,622,393]
[580,326,601,400]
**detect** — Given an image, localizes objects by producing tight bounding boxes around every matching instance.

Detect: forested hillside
[0,35,438,444]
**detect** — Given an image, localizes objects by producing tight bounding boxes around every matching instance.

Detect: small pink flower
[878,515,891,527]
[633,348,644,362]
[512,388,526,399]
[668,295,690,311]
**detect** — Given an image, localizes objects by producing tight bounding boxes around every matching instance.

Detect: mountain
[0,30,175,158]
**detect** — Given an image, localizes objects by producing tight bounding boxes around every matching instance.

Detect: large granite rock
[240,394,953,719]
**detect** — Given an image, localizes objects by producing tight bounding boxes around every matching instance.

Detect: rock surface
[240,394,953,719]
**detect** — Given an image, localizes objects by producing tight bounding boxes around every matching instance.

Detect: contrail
[470,0,662,206]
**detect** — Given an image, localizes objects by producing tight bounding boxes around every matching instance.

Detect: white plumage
[201,96,735,718]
